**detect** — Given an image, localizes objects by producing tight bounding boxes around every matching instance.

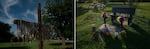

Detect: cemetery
[77,0,150,49]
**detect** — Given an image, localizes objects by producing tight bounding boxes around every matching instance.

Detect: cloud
[23,9,37,23]
[0,0,41,36]
[0,0,19,24]
[0,17,13,24]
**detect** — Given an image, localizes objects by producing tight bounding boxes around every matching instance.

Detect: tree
[42,0,73,48]
[0,21,15,42]
[128,0,139,7]
[43,0,73,39]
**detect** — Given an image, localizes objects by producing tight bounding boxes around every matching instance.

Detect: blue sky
[0,0,46,36]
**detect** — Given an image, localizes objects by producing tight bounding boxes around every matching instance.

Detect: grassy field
[77,2,150,49]
[0,40,73,49]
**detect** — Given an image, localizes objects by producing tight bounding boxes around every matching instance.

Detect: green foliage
[42,0,73,38]
[0,21,15,42]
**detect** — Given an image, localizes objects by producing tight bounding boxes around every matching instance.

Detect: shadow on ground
[92,31,123,49]
[104,36,123,49]
[49,42,73,49]
[107,4,128,7]
[77,6,89,16]
[49,42,73,46]
[77,40,91,48]
[92,22,150,49]
[0,46,29,49]
[122,23,150,49]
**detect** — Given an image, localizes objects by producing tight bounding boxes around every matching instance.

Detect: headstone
[112,7,136,25]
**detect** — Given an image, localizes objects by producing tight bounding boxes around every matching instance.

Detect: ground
[0,40,73,49]
[77,2,150,49]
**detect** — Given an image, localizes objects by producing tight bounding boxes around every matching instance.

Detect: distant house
[13,20,58,41]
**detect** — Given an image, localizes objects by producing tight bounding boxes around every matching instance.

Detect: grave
[111,7,136,25]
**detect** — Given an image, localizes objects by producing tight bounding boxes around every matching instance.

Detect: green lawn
[0,40,73,49]
[77,2,150,49]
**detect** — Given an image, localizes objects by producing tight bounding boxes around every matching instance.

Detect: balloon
[117,16,121,23]
[97,18,100,22]
[106,32,110,36]
[123,21,128,29]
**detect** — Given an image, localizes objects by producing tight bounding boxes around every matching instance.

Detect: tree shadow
[103,35,123,49]
[136,16,150,25]
[131,23,150,37]
[48,42,73,49]
[65,47,73,49]
[122,23,150,49]
[77,40,92,49]
[92,32,99,42]
[77,6,89,17]
[49,42,73,46]
[107,4,128,7]
[92,31,123,49]
[0,46,30,49]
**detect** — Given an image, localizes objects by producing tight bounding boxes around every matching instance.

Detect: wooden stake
[38,3,43,49]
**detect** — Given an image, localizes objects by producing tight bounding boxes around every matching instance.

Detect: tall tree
[42,0,73,48]
[0,21,15,42]
[128,0,138,7]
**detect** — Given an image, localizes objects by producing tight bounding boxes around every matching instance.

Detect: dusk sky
[0,0,46,36]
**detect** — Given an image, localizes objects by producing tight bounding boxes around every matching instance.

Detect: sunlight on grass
[0,40,73,49]
[77,2,150,49]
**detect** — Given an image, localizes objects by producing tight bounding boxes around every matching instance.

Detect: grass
[0,40,73,49]
[77,2,150,49]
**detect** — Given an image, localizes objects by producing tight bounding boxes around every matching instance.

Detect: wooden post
[38,3,43,49]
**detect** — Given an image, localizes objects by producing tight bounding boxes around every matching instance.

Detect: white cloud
[0,0,19,24]
[29,0,34,3]
[23,9,38,22]
[0,0,19,36]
